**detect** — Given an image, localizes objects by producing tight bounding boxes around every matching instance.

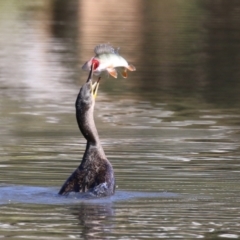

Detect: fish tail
[126,64,136,71]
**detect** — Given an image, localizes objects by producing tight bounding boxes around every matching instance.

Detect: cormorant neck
[76,101,100,146]
[76,99,107,161]
[75,83,107,162]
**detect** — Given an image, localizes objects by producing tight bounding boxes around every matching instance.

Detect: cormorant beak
[86,62,94,83]
[91,77,101,99]
[86,62,101,99]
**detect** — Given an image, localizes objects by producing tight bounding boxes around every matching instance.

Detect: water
[1,0,240,239]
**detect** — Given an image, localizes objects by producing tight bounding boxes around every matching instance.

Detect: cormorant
[58,64,115,197]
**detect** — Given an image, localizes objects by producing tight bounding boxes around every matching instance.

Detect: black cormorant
[58,64,115,197]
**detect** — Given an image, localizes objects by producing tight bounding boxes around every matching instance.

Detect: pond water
[0,0,240,239]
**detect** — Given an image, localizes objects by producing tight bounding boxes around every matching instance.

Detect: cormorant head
[77,63,100,110]
[76,63,101,143]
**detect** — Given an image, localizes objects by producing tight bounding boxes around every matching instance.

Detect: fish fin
[107,68,118,78]
[121,68,128,78]
[94,44,117,55]
[127,64,136,71]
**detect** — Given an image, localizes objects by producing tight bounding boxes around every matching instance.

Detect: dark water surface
[1,0,240,239]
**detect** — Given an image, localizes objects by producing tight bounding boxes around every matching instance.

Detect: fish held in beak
[82,44,136,79]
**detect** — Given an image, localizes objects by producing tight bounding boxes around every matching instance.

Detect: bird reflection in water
[70,203,115,239]
[59,63,115,197]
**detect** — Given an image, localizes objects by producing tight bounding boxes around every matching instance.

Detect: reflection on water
[0,0,240,239]
[72,203,115,240]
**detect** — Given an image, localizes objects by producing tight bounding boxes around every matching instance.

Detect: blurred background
[0,0,240,239]
[1,0,240,104]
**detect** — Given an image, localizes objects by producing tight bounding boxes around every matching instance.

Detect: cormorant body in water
[58,64,115,197]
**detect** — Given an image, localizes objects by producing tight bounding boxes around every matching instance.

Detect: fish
[82,44,136,78]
